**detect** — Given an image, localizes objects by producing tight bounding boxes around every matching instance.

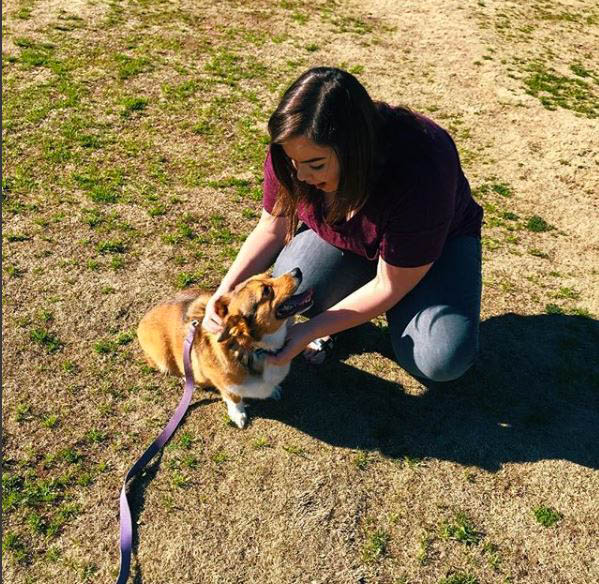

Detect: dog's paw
[226,400,248,429]
[229,408,248,429]
[271,385,282,401]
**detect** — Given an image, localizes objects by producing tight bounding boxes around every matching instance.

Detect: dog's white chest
[262,361,290,386]
[228,323,291,400]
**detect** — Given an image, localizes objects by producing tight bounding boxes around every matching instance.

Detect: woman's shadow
[253,312,599,471]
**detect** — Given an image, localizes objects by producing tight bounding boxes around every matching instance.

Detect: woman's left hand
[266,321,314,366]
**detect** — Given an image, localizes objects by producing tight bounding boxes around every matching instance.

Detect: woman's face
[281,135,340,193]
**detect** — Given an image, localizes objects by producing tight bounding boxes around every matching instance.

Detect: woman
[202,67,483,382]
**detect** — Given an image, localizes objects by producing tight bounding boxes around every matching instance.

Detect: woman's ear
[214,295,230,318]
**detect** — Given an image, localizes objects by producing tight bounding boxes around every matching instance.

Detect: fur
[137,270,309,428]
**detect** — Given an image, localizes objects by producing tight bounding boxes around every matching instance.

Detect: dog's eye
[262,285,273,299]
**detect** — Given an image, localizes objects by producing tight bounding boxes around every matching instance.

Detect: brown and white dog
[137,268,313,428]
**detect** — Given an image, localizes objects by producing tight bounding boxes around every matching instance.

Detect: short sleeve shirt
[263,109,483,268]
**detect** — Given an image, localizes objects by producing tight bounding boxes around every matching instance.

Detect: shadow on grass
[253,313,599,471]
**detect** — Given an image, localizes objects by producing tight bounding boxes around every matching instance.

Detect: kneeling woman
[202,67,483,383]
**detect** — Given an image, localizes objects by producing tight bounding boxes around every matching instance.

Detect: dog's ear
[214,295,230,318]
[217,325,231,343]
[217,315,251,344]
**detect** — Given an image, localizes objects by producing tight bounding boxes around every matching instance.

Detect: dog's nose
[289,267,302,281]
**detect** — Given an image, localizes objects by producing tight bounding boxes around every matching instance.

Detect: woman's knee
[418,336,478,382]
[391,308,479,383]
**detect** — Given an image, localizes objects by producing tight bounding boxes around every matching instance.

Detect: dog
[137,268,313,428]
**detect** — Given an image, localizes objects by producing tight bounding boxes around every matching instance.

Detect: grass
[533,505,562,527]
[252,436,271,449]
[523,62,598,118]
[439,512,482,546]
[30,328,63,353]
[2,0,597,582]
[354,450,370,470]
[438,574,479,584]
[526,215,554,232]
[361,528,390,563]
[115,53,153,79]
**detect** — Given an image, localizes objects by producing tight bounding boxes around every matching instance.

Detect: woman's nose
[296,165,310,183]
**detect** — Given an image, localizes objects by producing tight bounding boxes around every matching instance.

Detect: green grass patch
[252,436,271,449]
[569,307,593,318]
[439,512,482,545]
[115,53,153,79]
[172,471,189,488]
[5,264,25,278]
[354,450,370,470]
[5,233,32,242]
[554,286,580,300]
[162,80,199,100]
[361,528,390,563]
[175,271,205,289]
[94,331,134,354]
[73,168,124,204]
[30,328,63,353]
[178,432,194,449]
[533,505,562,527]
[121,96,149,116]
[204,49,267,85]
[526,215,553,232]
[96,240,126,254]
[86,429,106,443]
[42,415,59,429]
[523,62,598,118]
[282,444,305,456]
[2,531,29,564]
[211,450,229,464]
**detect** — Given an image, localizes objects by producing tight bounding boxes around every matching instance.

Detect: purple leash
[116,321,198,584]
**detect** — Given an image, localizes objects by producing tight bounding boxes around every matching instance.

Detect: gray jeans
[272,227,482,383]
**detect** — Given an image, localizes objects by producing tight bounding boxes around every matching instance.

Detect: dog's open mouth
[275,289,314,319]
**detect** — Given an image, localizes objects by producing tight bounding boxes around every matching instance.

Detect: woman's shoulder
[373,104,462,195]
[377,102,448,143]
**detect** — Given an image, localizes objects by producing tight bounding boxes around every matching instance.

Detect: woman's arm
[202,209,287,333]
[216,209,288,295]
[267,257,433,364]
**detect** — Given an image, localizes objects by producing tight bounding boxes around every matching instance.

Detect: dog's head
[214,268,313,343]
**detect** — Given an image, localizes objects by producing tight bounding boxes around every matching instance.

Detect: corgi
[137,268,313,428]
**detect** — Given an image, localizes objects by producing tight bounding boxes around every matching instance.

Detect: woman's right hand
[202,293,225,334]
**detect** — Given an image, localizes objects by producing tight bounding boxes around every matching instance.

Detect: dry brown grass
[2,0,598,583]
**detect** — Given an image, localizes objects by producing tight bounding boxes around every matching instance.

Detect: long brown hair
[267,67,384,242]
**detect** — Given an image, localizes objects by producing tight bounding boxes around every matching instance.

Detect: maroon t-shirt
[263,108,483,268]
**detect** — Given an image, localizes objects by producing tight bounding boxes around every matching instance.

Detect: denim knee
[390,308,479,383]
[415,336,478,382]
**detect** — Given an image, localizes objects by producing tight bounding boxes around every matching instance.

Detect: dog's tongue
[276,289,314,318]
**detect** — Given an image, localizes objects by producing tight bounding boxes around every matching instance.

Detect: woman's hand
[202,293,225,334]
[266,321,315,366]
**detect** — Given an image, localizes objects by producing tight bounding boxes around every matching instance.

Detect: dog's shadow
[252,312,599,471]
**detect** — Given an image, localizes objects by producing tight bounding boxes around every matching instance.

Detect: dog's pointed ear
[217,314,240,343]
[217,325,231,343]
[214,295,230,318]
[216,315,251,344]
